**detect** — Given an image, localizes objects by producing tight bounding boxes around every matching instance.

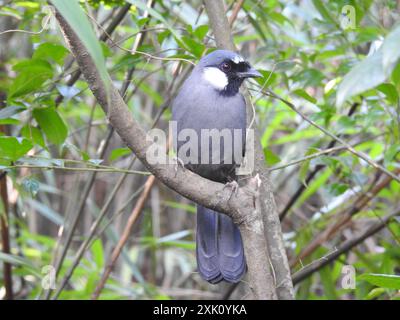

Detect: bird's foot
[172,156,185,173]
[223,180,239,200]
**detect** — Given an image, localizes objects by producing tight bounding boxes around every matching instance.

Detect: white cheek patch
[203,67,228,90]
[232,55,244,64]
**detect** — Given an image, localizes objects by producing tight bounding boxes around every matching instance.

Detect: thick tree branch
[54,8,274,299]
[204,0,294,300]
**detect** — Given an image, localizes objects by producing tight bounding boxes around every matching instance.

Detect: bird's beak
[237,67,262,79]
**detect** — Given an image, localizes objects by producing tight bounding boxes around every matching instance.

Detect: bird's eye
[221,62,231,72]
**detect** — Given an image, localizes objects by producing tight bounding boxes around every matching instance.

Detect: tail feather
[196,205,246,283]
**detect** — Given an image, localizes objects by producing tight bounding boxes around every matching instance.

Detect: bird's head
[197,50,261,96]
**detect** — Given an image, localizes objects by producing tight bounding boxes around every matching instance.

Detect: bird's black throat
[220,77,244,97]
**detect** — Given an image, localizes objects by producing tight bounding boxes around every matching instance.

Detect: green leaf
[27,198,64,226]
[365,288,385,300]
[337,24,400,107]
[359,273,400,289]
[33,42,69,64]
[109,147,131,162]
[292,89,317,104]
[33,107,68,145]
[292,68,325,87]
[299,159,310,186]
[382,24,400,75]
[391,62,400,86]
[0,136,33,161]
[297,167,333,207]
[312,0,336,25]
[0,252,41,278]
[194,25,209,40]
[384,144,400,164]
[51,0,109,90]
[256,69,277,87]
[181,35,205,58]
[320,265,337,299]
[377,83,399,104]
[91,239,104,268]
[0,118,20,125]
[328,183,349,196]
[13,58,53,73]
[264,148,281,166]
[0,105,26,119]
[336,50,385,107]
[20,125,46,148]
[9,59,53,98]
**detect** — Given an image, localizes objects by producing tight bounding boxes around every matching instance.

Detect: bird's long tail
[196,205,246,283]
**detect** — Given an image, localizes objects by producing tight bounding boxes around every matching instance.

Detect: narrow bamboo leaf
[336,50,385,107]
[91,239,104,268]
[382,24,400,75]
[26,199,64,226]
[292,89,317,104]
[0,105,26,119]
[312,0,336,25]
[359,273,400,289]
[0,252,41,277]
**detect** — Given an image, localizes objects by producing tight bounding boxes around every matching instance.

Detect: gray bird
[172,50,261,283]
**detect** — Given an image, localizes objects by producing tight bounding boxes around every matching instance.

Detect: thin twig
[1,164,149,175]
[228,0,245,27]
[269,145,348,171]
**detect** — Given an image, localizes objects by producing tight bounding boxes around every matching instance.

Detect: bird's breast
[172,89,246,182]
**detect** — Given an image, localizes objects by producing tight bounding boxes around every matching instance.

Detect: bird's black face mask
[215,59,262,96]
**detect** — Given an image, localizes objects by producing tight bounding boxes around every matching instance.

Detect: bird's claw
[223,180,239,200]
[172,156,185,173]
